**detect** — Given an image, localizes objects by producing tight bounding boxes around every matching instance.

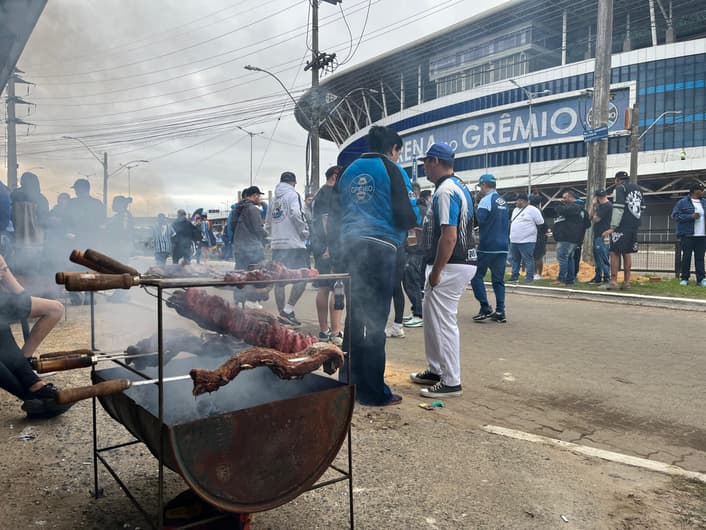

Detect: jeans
[592,236,610,281]
[403,251,425,317]
[509,242,536,282]
[471,252,507,312]
[556,241,578,284]
[680,236,706,282]
[339,237,397,405]
[0,326,39,401]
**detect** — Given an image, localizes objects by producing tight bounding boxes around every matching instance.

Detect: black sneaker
[318,330,331,342]
[489,311,507,323]
[410,369,441,385]
[278,310,302,327]
[586,278,602,285]
[420,381,463,398]
[472,307,494,322]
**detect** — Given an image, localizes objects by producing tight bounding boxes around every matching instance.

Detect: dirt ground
[1,298,705,529]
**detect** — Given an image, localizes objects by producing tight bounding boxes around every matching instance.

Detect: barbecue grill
[77,272,355,529]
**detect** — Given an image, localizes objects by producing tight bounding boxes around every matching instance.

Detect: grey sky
[6,0,505,215]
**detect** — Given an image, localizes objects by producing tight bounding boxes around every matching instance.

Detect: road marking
[483,425,706,484]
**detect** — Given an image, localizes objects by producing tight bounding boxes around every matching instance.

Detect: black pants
[680,236,706,282]
[403,251,425,318]
[0,326,38,400]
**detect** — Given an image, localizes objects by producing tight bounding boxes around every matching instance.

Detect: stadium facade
[295,0,706,223]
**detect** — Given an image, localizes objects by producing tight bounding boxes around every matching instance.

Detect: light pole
[111,160,149,201]
[236,125,264,186]
[629,110,682,183]
[509,80,551,195]
[62,135,109,215]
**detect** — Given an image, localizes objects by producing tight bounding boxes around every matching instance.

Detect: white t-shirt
[693,199,705,236]
[510,204,545,243]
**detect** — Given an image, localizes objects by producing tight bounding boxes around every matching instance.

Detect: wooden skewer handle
[55,379,131,405]
[39,349,93,360]
[64,273,136,291]
[69,250,115,274]
[32,356,93,373]
[84,249,140,276]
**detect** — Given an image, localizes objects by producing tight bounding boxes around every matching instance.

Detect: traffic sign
[583,126,609,142]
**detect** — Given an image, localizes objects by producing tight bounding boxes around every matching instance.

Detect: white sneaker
[244,301,263,310]
[533,274,542,280]
[385,323,405,338]
[402,314,414,323]
[403,316,423,328]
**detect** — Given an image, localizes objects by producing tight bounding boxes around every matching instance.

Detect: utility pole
[585,0,614,264]
[5,69,34,190]
[629,103,640,183]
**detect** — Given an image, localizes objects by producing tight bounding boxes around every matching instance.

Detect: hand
[602,228,614,238]
[428,268,442,288]
[693,212,701,219]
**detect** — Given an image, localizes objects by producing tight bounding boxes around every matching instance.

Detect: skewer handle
[39,349,93,359]
[63,272,136,291]
[55,379,130,405]
[84,249,140,276]
[32,355,93,373]
[69,250,115,274]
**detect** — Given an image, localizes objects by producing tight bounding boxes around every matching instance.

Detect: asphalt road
[382,288,706,474]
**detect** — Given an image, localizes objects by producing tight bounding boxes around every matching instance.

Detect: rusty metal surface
[92,363,354,514]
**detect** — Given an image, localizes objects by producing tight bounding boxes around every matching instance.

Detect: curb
[489,282,706,312]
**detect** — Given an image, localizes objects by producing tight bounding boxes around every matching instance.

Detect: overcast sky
[5,0,506,216]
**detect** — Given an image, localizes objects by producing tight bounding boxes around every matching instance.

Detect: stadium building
[295,0,706,228]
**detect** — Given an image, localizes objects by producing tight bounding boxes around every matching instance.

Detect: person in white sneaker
[409,143,477,398]
[672,182,706,286]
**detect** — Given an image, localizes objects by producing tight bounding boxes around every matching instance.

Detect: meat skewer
[190,342,345,396]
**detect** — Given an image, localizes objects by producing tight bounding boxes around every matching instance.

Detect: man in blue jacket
[332,125,420,406]
[471,174,509,323]
[672,182,706,286]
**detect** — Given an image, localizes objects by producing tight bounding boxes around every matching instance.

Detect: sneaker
[619,282,630,291]
[533,274,542,280]
[244,300,264,310]
[278,310,301,327]
[680,280,688,286]
[472,307,494,322]
[330,331,344,346]
[508,277,519,283]
[318,330,331,342]
[410,369,441,385]
[403,316,423,328]
[700,279,706,287]
[599,282,619,291]
[420,381,463,398]
[586,278,602,285]
[385,323,405,338]
[402,314,414,323]
[489,311,507,323]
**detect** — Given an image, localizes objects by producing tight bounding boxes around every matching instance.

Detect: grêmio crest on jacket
[349,174,375,204]
[495,196,507,209]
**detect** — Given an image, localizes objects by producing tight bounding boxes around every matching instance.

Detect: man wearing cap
[587,189,612,284]
[409,142,476,398]
[471,173,509,323]
[265,172,309,326]
[671,182,706,286]
[508,194,545,283]
[66,178,105,251]
[331,125,419,406]
[232,186,267,271]
[602,171,643,290]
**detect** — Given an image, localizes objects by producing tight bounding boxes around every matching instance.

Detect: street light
[638,111,682,141]
[244,65,300,112]
[628,110,682,181]
[62,135,109,215]
[509,80,551,195]
[236,125,264,186]
[111,160,149,200]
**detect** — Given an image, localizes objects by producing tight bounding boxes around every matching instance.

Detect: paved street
[382,288,706,474]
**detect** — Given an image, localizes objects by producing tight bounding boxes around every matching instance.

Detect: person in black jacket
[171,209,201,265]
[551,190,588,285]
[232,186,267,270]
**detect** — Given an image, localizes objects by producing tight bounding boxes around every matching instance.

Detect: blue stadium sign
[399,88,629,164]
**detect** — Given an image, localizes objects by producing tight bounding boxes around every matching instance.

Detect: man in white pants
[409,143,477,398]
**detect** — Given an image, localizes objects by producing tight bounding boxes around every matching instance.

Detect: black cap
[243,185,263,196]
[594,189,607,197]
[71,178,90,190]
[688,182,704,193]
[615,171,629,181]
[280,171,296,183]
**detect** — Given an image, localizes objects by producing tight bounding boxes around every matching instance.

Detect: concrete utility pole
[310,0,320,195]
[585,0,614,263]
[629,102,640,182]
[5,70,34,191]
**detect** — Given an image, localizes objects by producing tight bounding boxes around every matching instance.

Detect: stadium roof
[0,0,46,92]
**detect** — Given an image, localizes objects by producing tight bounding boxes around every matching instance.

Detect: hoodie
[265,182,309,249]
[232,199,267,254]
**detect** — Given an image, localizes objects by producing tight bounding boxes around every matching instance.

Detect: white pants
[423,263,477,386]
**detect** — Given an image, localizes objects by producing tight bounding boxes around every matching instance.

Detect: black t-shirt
[593,201,612,236]
[310,185,335,255]
[615,182,643,232]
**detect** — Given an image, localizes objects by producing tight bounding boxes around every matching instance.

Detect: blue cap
[421,142,454,162]
[478,174,496,184]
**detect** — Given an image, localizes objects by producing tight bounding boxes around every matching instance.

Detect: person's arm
[429,225,457,287]
[289,194,309,240]
[248,206,267,241]
[671,198,698,222]
[609,185,625,229]
[382,157,420,229]
[476,194,493,225]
